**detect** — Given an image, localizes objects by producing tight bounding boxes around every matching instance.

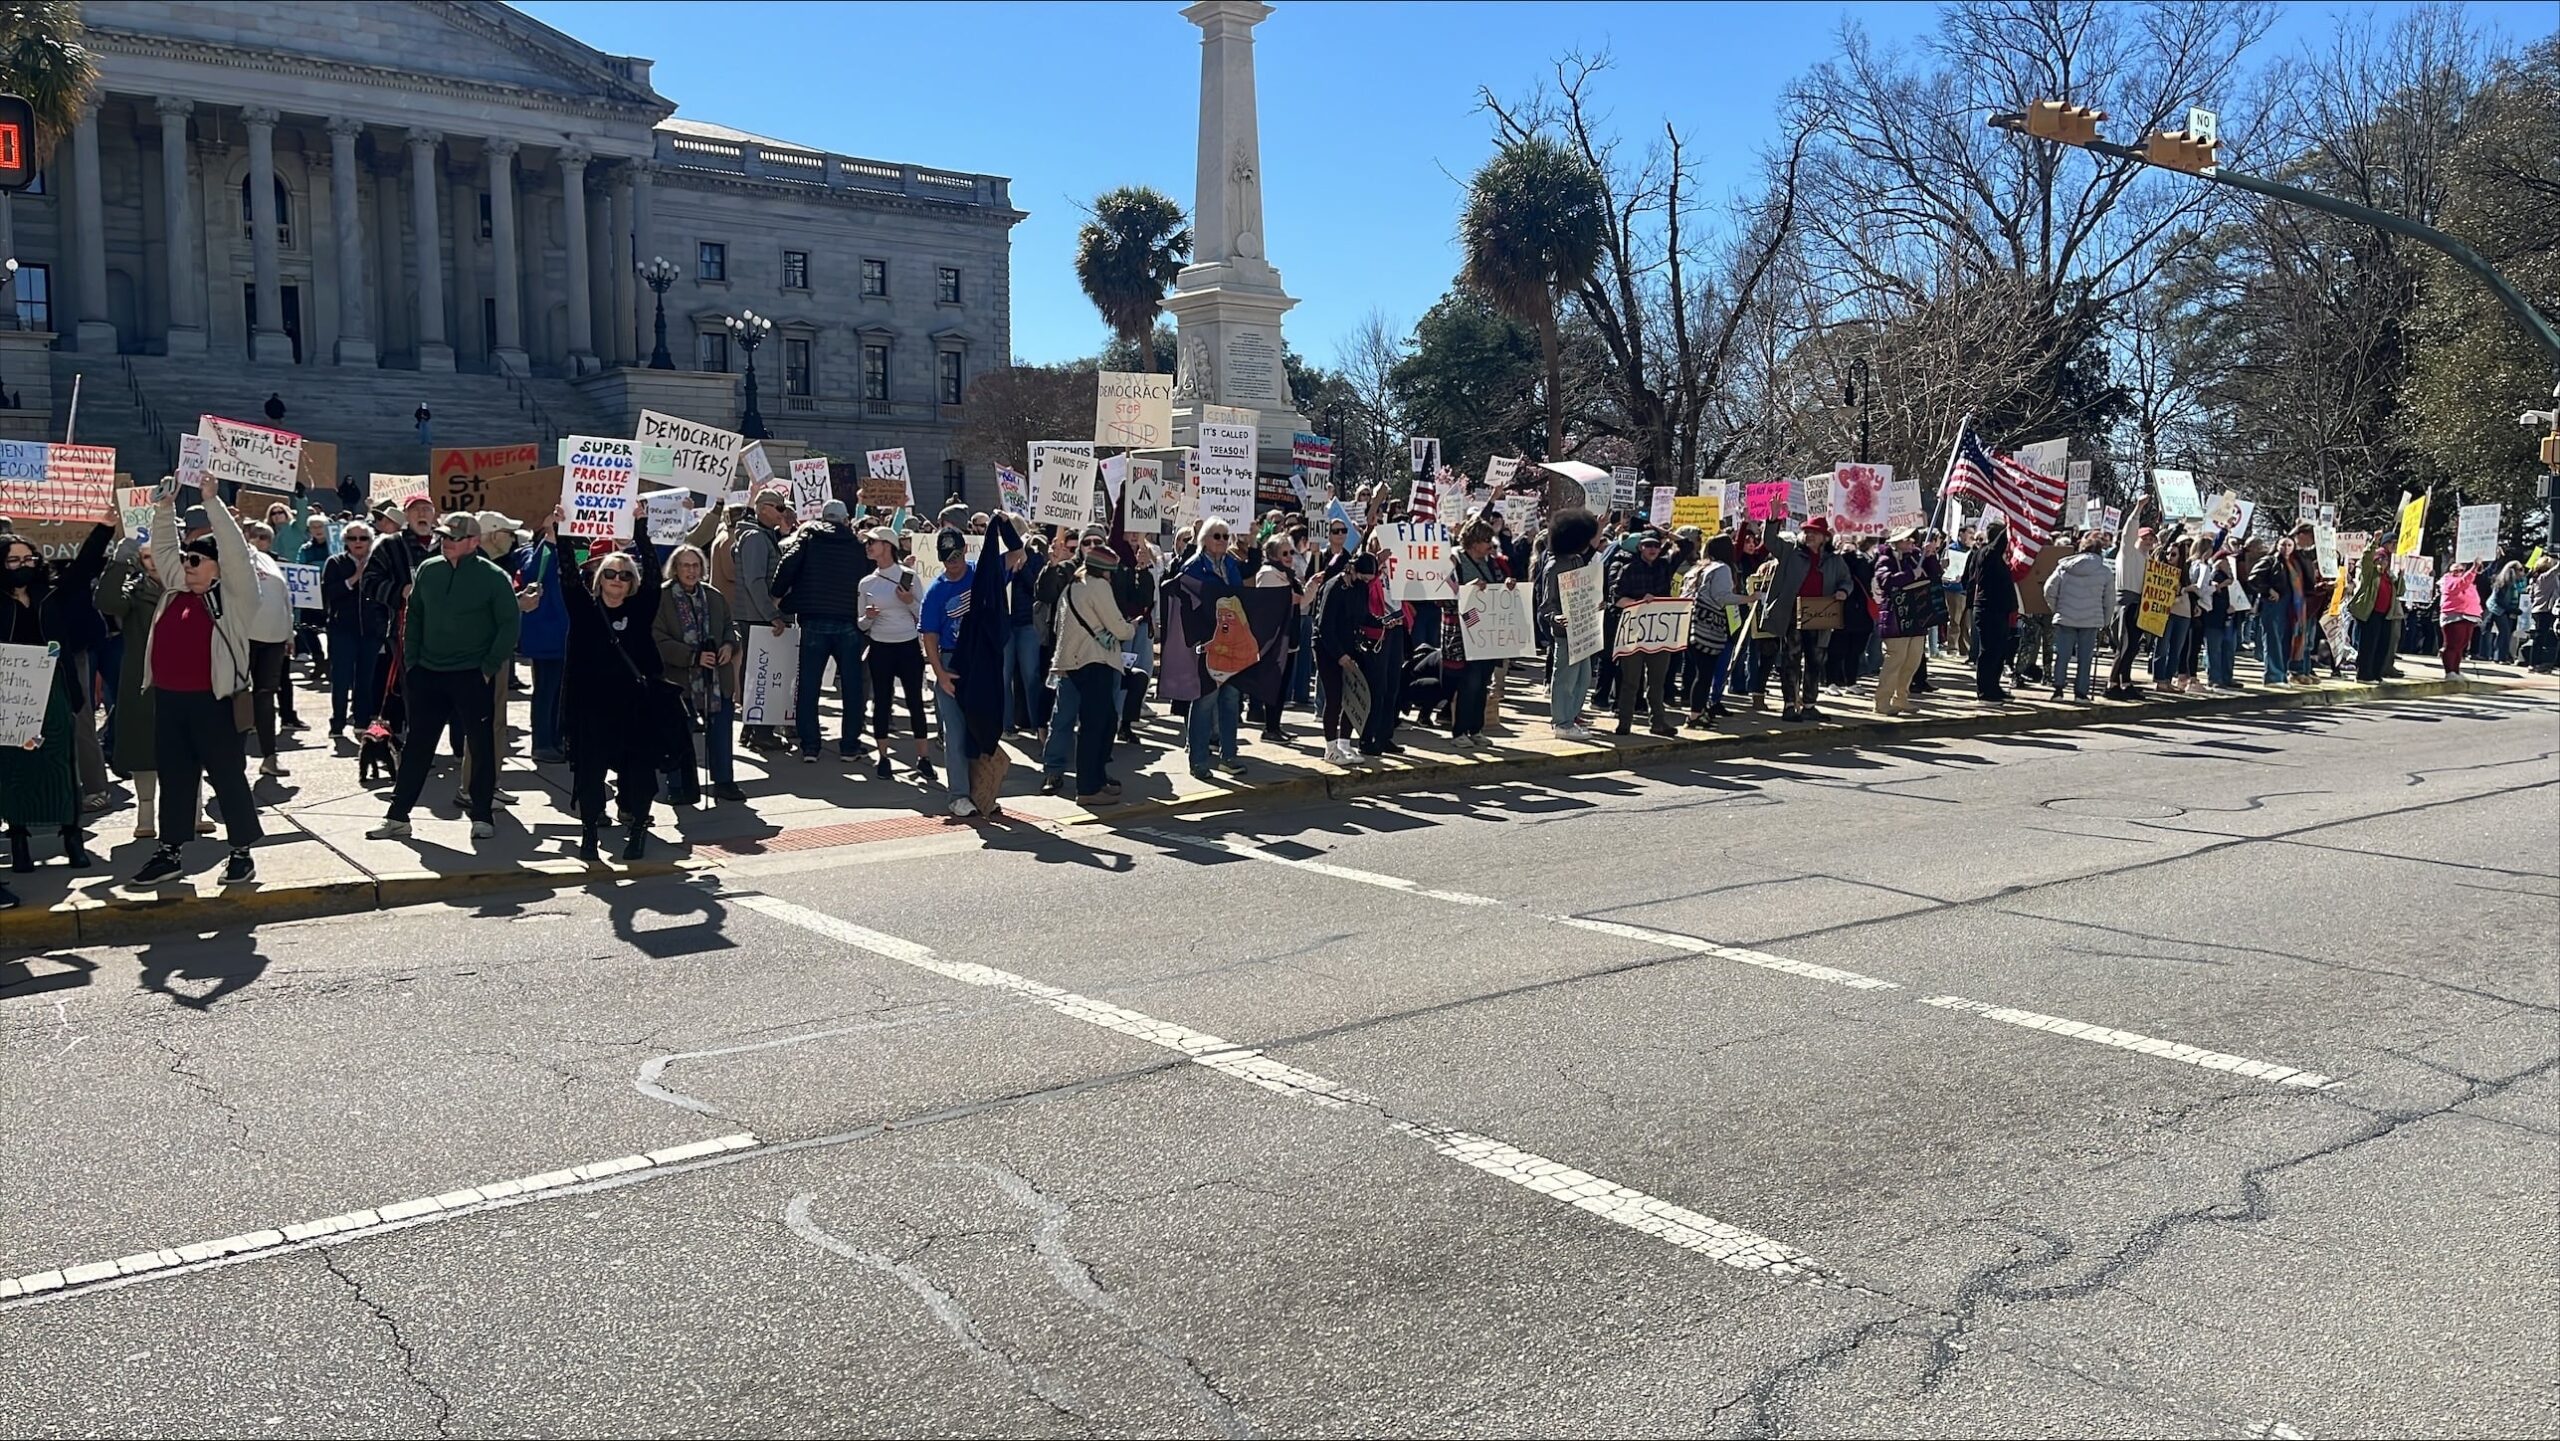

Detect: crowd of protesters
[1,466,2552,909]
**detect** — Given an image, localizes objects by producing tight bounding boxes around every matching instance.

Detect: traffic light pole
[1991,115,2560,368]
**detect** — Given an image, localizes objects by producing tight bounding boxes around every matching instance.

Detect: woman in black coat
[549,519,676,862]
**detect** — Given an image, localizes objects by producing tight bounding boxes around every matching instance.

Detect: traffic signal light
[2540,431,2560,468]
[0,95,36,192]
[2023,100,2106,146]
[2143,129,2219,174]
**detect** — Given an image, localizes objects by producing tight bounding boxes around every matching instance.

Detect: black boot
[61,826,91,869]
[622,823,648,861]
[579,823,600,863]
[7,827,28,873]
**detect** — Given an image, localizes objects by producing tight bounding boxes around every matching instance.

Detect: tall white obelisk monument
[1167,0,1305,464]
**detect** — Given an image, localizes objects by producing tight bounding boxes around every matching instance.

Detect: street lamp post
[0,259,16,406]
[638,256,678,370]
[726,309,774,440]
[1844,355,1872,464]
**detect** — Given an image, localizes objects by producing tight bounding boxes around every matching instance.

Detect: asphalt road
[3,689,2554,1439]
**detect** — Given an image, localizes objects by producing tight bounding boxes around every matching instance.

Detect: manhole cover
[2041,796,2186,820]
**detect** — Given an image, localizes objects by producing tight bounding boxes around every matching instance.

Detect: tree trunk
[1539,291,1564,461]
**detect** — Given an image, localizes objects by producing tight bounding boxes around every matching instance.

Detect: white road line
[0,1134,759,1309]
[732,891,1831,1284]
[1919,996,2337,1088]
[1129,825,2337,1090]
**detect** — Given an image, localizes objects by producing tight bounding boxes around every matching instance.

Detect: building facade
[6,0,1020,496]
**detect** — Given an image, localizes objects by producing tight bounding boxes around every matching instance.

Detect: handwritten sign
[430,444,541,502]
[1484,455,1521,490]
[118,485,157,541]
[282,562,323,611]
[741,440,777,489]
[2455,504,2499,565]
[371,474,431,511]
[1556,551,1606,665]
[0,640,59,746]
[2152,469,2202,519]
[1192,423,1256,529]
[1094,371,1175,448]
[1648,486,1675,526]
[2395,492,2429,559]
[1034,447,1098,530]
[739,621,799,726]
[559,435,638,541]
[1384,521,1451,602]
[0,441,112,523]
[642,489,694,548]
[1887,475,1926,530]
[1744,481,1788,521]
[996,465,1029,516]
[176,433,209,494]
[2136,559,2179,636]
[433,465,562,521]
[1671,494,1720,534]
[1610,466,1640,512]
[1126,457,1165,533]
[635,409,742,499]
[1029,441,1096,529]
[861,447,914,510]
[199,416,304,491]
[1612,597,1692,657]
[2066,461,2092,523]
[1455,581,1537,661]
[1830,462,1889,540]
[789,457,834,521]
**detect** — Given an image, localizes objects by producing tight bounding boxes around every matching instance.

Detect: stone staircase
[49,353,617,483]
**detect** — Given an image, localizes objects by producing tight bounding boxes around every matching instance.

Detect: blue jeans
[1186,683,1240,771]
[703,699,735,786]
[1288,612,1314,707]
[1550,646,1593,726]
[796,618,866,755]
[2257,606,2291,684]
[2055,625,2098,698]
[330,626,379,728]
[2204,616,2238,687]
[1042,666,1081,779]
[528,656,564,754]
[2151,615,2190,684]
[1005,626,1046,730]
[934,681,970,796]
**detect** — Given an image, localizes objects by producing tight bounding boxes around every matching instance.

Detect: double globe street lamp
[726,308,774,440]
[637,255,679,370]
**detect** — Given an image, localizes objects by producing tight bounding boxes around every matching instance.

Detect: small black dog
[357,721,401,786]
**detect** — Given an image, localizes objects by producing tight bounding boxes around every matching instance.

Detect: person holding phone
[857,527,930,781]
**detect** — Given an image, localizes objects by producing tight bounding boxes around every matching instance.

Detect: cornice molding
[653,167,1027,229]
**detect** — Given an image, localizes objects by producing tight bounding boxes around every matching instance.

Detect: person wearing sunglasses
[128,490,263,887]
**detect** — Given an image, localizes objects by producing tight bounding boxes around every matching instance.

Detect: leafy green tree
[1458,136,1606,459]
[1073,187,1189,374]
[0,2,96,164]
[1390,289,1547,472]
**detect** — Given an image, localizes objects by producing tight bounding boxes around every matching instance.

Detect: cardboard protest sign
[1455,581,1538,661]
[2454,504,2499,564]
[0,640,60,746]
[1384,521,1451,602]
[1192,424,1256,529]
[1610,466,1640,512]
[1095,371,1175,448]
[293,440,339,497]
[1557,551,1606,665]
[282,562,323,611]
[431,444,541,506]
[434,466,561,521]
[559,436,639,541]
[2151,469,2203,518]
[1671,494,1720,534]
[635,409,742,499]
[2137,559,2179,636]
[1483,455,1521,490]
[1829,462,1889,540]
[1648,486,1675,526]
[0,441,114,524]
[199,416,303,491]
[235,486,297,522]
[1613,598,1692,657]
[789,457,834,521]
[861,447,914,510]
[740,622,799,726]
[1744,481,1787,521]
[1034,447,1098,530]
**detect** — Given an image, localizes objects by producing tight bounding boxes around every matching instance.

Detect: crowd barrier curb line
[0,674,2525,952]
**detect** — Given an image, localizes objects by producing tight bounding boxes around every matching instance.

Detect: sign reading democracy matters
[635,409,742,499]
[559,436,638,540]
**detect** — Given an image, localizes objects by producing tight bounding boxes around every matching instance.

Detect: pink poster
[1744,481,1788,521]
[1830,462,1890,539]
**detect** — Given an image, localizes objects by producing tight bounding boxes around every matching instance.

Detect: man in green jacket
[370,512,522,840]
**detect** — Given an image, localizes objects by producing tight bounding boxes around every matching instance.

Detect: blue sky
[519,1,2550,369]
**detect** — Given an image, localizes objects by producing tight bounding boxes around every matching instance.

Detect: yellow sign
[1670,494,1720,533]
[2395,491,2428,559]
[2136,559,2179,636]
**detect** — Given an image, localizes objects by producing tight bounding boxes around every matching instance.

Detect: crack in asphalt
[148,1026,257,1157]
[318,1249,455,1438]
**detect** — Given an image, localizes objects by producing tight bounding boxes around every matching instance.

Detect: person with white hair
[321,520,377,733]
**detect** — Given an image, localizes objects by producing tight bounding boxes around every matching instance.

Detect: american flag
[1940,419,2066,568]
[1409,462,1437,523]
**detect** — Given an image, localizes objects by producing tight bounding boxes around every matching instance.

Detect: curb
[2,673,2530,952]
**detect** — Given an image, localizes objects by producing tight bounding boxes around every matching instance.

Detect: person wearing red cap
[1764,516,1853,722]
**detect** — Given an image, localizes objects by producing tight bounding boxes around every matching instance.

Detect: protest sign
[2394,492,2429,559]
[1830,462,1889,540]
[1034,447,1099,530]
[1887,473,1926,530]
[431,444,542,508]
[2206,490,2244,530]
[1786,476,1808,521]
[370,474,431,510]
[2066,461,2093,523]
[199,417,304,491]
[1803,473,1832,527]
[236,485,297,522]
[118,484,157,541]
[1126,457,1165,533]
[642,489,694,547]
[1648,486,1675,526]
[282,562,323,611]
[1384,521,1451,602]
[2454,504,2499,564]
[2152,469,2203,518]
[1484,455,1521,490]
[0,442,114,524]
[2297,486,2319,524]
[2101,504,2123,537]
[739,622,799,727]
[1455,581,1537,661]
[1671,494,1719,533]
[635,409,742,499]
[559,435,638,541]
[1496,495,1539,538]
[1095,371,1175,448]
[996,464,1030,516]
[2137,559,2179,636]
[787,457,834,521]
[176,433,209,493]
[1409,436,1440,477]
[1557,551,1606,665]
[741,440,777,489]
[1744,480,1787,521]
[1612,597,1692,657]
[1193,423,1256,528]
[1325,498,1361,556]
[1721,480,1745,525]
[1610,466,1640,512]
[294,440,339,497]
[2315,516,2341,577]
[430,459,559,519]
[0,641,59,746]
[861,447,914,510]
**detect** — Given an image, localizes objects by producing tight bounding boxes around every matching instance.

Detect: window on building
[862,342,890,401]
[698,242,727,281]
[697,330,729,373]
[942,458,966,500]
[782,250,809,291]
[12,263,51,331]
[937,266,961,304]
[860,258,887,297]
[478,193,493,241]
[238,176,294,246]
[784,337,812,396]
[937,350,964,406]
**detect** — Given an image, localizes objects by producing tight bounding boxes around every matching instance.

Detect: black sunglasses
[181,554,211,568]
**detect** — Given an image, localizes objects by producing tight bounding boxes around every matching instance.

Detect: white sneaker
[949,795,978,819]
[366,818,412,839]
[1551,723,1580,741]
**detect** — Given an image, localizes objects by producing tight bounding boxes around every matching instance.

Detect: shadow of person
[136,930,270,1011]
[0,953,99,1000]
[975,817,1133,874]
[604,875,737,959]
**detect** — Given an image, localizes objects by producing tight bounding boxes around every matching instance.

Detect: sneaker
[81,791,113,813]
[1550,724,1579,741]
[220,848,256,885]
[801,751,819,765]
[1040,773,1063,795]
[874,756,893,779]
[130,846,184,886]
[1215,758,1246,776]
[469,820,495,840]
[366,818,412,840]
[949,796,979,819]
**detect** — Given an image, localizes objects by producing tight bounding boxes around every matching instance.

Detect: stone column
[326,117,374,366]
[70,98,117,352]
[407,129,453,371]
[485,139,524,374]
[448,167,479,369]
[608,168,636,367]
[156,98,205,355]
[242,107,292,362]
[630,163,655,364]
[558,147,595,375]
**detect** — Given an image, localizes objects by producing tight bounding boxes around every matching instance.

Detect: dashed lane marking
[1918,996,2336,1088]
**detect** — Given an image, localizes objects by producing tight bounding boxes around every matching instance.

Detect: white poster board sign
[1609,466,1640,512]
[789,457,833,521]
[862,447,915,510]
[2065,460,2092,521]
[560,435,639,541]
[1033,447,1098,530]
[739,621,799,727]
[1648,486,1675,526]
[1095,371,1175,448]
[1483,455,1521,490]
[1612,597,1692,657]
[642,488,694,547]
[1126,457,1165,533]
[176,433,209,494]
[1029,441,1097,528]
[2454,504,2500,564]
[1455,581,1537,660]
[1384,521,1451,602]
[1557,551,1607,665]
[1193,423,1257,529]
[199,416,304,491]
[635,409,743,499]
[282,562,323,610]
[2152,469,2203,518]
[0,641,59,746]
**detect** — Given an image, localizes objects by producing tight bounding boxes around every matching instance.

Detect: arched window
[240,176,293,247]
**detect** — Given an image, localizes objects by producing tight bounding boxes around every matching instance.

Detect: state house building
[2,0,1023,494]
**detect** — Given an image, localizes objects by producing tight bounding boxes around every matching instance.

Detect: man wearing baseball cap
[368,511,520,842]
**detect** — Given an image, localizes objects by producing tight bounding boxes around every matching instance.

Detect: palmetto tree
[1459,136,1606,460]
[1073,186,1190,374]
[0,2,98,165]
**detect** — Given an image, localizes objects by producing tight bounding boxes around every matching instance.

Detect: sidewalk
[3,657,2546,950]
